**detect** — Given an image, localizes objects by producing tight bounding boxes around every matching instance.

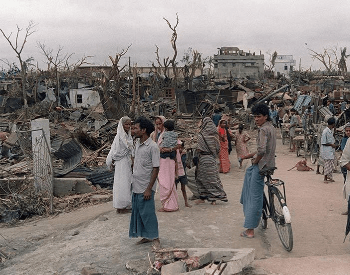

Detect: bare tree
[154,45,171,77]
[153,14,179,85]
[38,43,93,104]
[265,50,278,71]
[181,48,203,90]
[38,43,70,104]
[0,20,37,107]
[308,47,338,72]
[163,14,179,86]
[64,54,92,71]
[97,45,131,119]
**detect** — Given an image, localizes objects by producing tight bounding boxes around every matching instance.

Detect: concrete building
[213,47,264,79]
[274,55,296,77]
[69,87,101,108]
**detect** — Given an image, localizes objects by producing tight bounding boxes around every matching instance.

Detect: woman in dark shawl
[195,117,228,205]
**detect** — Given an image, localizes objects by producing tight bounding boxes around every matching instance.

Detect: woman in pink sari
[151,116,179,212]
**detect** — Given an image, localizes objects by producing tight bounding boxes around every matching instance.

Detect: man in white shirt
[320,117,337,183]
[129,116,161,250]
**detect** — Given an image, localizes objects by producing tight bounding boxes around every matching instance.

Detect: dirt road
[1,137,350,274]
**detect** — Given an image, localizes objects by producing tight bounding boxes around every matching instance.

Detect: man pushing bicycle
[239,103,277,238]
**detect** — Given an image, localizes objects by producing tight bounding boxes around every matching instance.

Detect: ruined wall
[69,88,101,108]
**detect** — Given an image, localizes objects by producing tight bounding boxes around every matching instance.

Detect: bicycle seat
[259,167,277,176]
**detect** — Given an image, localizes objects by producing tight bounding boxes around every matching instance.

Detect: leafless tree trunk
[98,45,131,119]
[38,43,70,105]
[154,45,170,77]
[164,14,179,87]
[0,21,37,107]
[130,65,137,115]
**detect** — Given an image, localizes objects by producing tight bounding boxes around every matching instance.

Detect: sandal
[240,231,254,238]
[136,238,152,245]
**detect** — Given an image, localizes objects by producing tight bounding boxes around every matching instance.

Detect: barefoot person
[195,117,228,205]
[175,140,191,207]
[106,116,133,214]
[151,116,179,212]
[321,117,337,183]
[129,117,160,250]
[234,124,251,168]
[239,103,276,238]
[218,119,231,173]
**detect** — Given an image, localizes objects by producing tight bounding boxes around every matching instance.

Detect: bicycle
[260,167,293,252]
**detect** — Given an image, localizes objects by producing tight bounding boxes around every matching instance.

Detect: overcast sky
[1,0,349,71]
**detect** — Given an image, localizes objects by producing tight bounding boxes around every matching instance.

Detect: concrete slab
[53,178,94,197]
[160,248,255,275]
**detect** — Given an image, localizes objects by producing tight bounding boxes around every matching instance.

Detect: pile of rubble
[0,103,119,223]
[125,247,255,274]
[0,75,304,225]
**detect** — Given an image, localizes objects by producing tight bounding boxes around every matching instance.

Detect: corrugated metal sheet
[294,95,312,113]
[318,106,333,118]
[53,138,83,176]
[86,166,113,188]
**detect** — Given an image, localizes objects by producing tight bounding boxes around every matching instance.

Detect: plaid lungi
[324,159,335,179]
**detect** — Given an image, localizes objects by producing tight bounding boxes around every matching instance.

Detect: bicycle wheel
[261,194,268,229]
[271,188,293,251]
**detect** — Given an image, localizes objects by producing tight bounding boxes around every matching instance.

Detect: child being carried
[160,119,178,160]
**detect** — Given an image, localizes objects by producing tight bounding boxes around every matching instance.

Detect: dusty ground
[1,135,350,275]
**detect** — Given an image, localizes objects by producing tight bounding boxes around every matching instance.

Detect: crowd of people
[105,98,350,248]
[275,96,350,215]
[104,102,279,248]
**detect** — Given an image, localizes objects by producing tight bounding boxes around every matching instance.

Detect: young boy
[175,140,191,207]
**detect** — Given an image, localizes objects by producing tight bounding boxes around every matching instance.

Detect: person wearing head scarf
[151,116,179,212]
[106,116,133,214]
[195,117,228,205]
[218,119,230,173]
